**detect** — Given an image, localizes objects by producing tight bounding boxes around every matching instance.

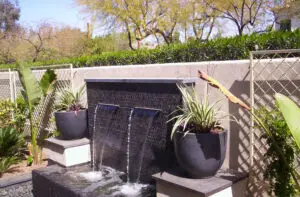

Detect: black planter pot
[54,109,87,140]
[173,130,227,178]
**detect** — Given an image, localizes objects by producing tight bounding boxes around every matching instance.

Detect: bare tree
[206,0,265,35]
[21,22,55,62]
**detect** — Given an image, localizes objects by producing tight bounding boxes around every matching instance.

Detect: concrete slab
[152,169,248,197]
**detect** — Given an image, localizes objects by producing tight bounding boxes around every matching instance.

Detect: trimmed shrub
[1,30,300,69]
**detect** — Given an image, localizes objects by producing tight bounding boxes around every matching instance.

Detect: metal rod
[134,107,161,112]
[250,49,300,55]
[249,52,255,167]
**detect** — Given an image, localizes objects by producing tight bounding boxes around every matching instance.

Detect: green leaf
[40,69,57,97]
[17,62,42,110]
[275,93,300,150]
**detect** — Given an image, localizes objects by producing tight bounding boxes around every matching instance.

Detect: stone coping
[0,172,32,188]
[152,169,248,197]
[45,137,90,149]
[85,78,196,84]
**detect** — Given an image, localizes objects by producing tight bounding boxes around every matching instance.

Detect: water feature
[32,78,195,197]
[89,106,160,195]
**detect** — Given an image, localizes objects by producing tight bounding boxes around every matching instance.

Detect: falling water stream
[134,108,160,182]
[92,103,119,171]
[98,104,119,169]
[92,104,99,171]
[126,109,134,183]
[86,105,160,196]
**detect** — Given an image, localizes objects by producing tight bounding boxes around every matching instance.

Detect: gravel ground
[0,181,33,197]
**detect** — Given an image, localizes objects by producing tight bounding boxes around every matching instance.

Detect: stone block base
[44,137,90,167]
[152,169,248,197]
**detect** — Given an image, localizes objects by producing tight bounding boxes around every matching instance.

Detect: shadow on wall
[228,79,300,197]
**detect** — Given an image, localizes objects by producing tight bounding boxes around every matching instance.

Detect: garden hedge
[1,30,300,69]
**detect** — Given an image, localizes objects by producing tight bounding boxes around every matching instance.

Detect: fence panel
[0,69,13,101]
[249,49,300,196]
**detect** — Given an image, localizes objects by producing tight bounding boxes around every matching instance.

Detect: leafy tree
[84,33,129,55]
[75,0,196,47]
[0,0,20,34]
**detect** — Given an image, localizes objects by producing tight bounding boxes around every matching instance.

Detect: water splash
[127,109,134,182]
[111,182,150,197]
[78,171,103,182]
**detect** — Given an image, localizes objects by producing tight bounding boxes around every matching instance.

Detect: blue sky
[19,0,88,31]
[18,0,238,38]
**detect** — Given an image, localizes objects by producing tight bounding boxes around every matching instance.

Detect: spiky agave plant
[170,84,227,139]
[55,85,85,113]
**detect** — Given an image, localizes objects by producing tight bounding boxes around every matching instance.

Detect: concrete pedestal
[152,169,248,197]
[44,137,90,167]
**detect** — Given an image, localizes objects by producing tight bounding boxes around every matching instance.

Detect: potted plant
[54,85,87,140]
[170,84,228,178]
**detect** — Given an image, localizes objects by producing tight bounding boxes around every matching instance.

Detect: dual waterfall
[31,79,193,197]
[92,103,160,183]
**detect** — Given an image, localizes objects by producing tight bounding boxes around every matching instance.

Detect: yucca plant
[55,85,85,112]
[0,127,26,176]
[170,84,223,138]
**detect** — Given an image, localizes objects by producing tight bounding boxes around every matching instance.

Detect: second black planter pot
[54,109,87,140]
[173,130,228,178]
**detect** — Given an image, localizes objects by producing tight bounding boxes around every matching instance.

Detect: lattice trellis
[250,49,300,196]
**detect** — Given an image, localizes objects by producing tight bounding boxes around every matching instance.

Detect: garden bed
[0,159,47,197]
[0,159,48,180]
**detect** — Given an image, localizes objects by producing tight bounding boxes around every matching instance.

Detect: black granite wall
[86,79,194,183]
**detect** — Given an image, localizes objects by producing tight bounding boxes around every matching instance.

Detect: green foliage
[275,93,300,151]
[40,69,57,97]
[84,33,129,55]
[0,98,27,132]
[55,85,85,112]
[0,100,14,128]
[169,84,223,138]
[1,30,300,69]
[0,127,26,176]
[256,106,298,197]
[0,157,19,175]
[17,62,57,164]
[14,96,27,132]
[26,155,33,166]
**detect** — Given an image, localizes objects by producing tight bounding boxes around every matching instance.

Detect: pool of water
[53,165,155,197]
